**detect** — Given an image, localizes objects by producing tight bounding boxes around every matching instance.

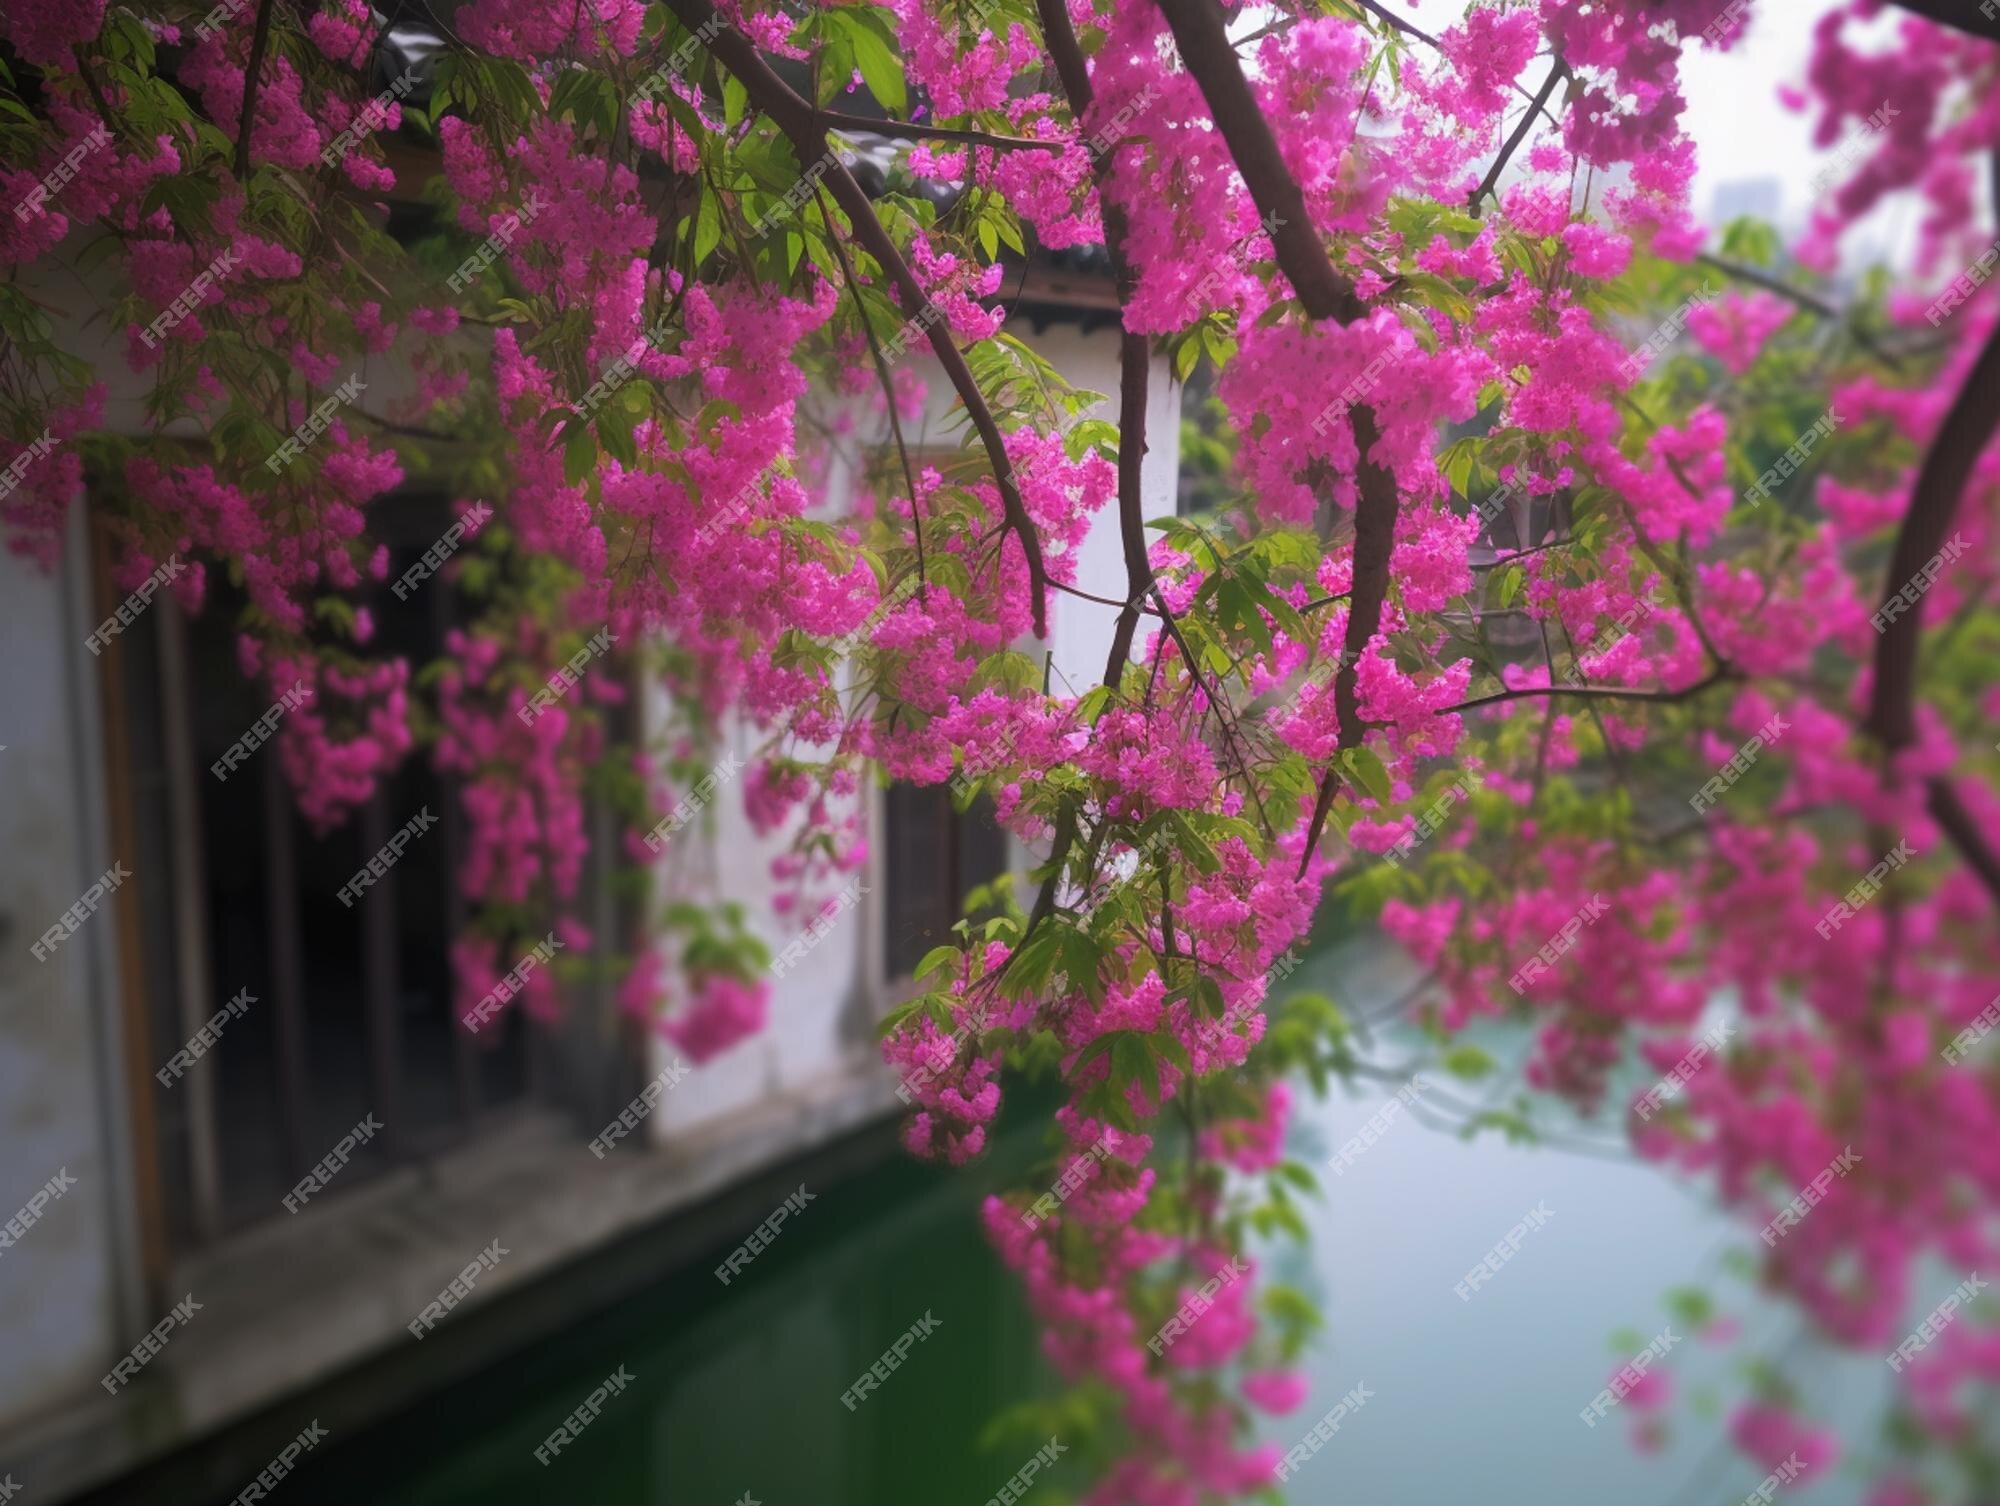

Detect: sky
[1368,0,1931,268]
[1674,0,1929,267]
[1680,0,1824,227]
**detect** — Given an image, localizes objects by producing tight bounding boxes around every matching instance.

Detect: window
[855,443,1013,985]
[881,785,1007,983]
[94,493,630,1252]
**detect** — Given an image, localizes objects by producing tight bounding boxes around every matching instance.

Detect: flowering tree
[5,0,2000,1497]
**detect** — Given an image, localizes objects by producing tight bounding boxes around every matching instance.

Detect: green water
[191,937,1892,1506]
[280,1110,1060,1506]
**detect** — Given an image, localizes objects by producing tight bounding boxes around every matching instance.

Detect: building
[0,96,1181,1504]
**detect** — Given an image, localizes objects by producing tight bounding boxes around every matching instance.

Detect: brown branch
[1033,0,1154,690]
[934,0,1128,1004]
[1035,0,1095,115]
[1035,3,1272,824]
[1050,578,1162,615]
[1926,777,2000,908]
[1298,422,1398,876]
[662,0,1049,633]
[1153,0,1367,324]
[235,0,279,179]
[1695,253,1904,372]
[1103,331,1153,688]
[1351,0,1443,49]
[1864,316,2000,752]
[1469,59,1565,217]
[819,111,1064,154]
[1877,0,2000,43]
[1147,0,1404,870]
[1471,536,1574,570]
[1598,459,1726,670]
[350,409,461,442]
[72,58,128,147]
[811,179,929,607]
[1350,0,1566,131]
[1443,664,1732,715]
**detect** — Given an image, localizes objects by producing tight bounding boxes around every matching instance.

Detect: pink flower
[1240,1369,1309,1414]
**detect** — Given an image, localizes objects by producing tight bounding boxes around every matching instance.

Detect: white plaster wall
[0,521,130,1432]
[15,244,1192,1224]
[648,320,1182,1140]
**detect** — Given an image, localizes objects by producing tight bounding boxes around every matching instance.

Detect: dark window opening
[105,493,614,1252]
[882,785,1006,982]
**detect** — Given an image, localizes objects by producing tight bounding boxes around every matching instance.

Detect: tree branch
[662,0,1050,633]
[235,0,279,179]
[820,111,1064,154]
[1050,578,1162,615]
[1443,665,1732,715]
[1878,0,2000,43]
[1926,777,2000,908]
[1153,0,1367,324]
[1032,0,1153,690]
[1695,252,1905,371]
[1351,0,1442,49]
[1148,0,1407,871]
[812,179,929,608]
[1298,415,1398,875]
[1864,316,2000,752]
[1104,331,1153,688]
[1351,0,1566,131]
[1469,59,1565,217]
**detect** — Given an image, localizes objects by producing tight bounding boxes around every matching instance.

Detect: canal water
[270,939,1882,1506]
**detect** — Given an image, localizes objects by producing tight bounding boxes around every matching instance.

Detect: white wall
[649,318,1182,1138]
[0,519,136,1432]
[9,250,1193,1296]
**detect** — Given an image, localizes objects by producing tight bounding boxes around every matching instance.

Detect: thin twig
[1444,664,1732,714]
[1350,0,1566,130]
[663,0,1050,632]
[1149,0,1404,873]
[1695,253,1904,371]
[811,178,930,606]
[1468,59,1565,217]
[1926,777,2000,908]
[820,111,1064,154]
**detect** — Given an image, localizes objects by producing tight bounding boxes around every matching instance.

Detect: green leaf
[1193,973,1227,1018]
[1112,1035,1159,1107]
[1274,1160,1320,1193]
[563,424,597,486]
[1666,1285,1716,1329]
[913,944,959,985]
[845,17,908,113]
[1069,1028,1130,1077]
[1441,1043,1496,1079]
[596,406,639,467]
[875,991,931,1038]
[692,192,722,268]
[1342,745,1392,804]
[836,8,908,114]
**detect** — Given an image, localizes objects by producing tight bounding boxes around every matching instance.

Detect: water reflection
[1266,939,1880,1506]
[275,938,1889,1506]
[283,1114,1049,1506]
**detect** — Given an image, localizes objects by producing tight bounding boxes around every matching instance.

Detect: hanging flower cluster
[3,0,1998,1498]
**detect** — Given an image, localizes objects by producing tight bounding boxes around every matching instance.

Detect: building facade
[0,211,1180,1502]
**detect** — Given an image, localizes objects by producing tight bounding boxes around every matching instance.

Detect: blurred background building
[0,56,1183,1495]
